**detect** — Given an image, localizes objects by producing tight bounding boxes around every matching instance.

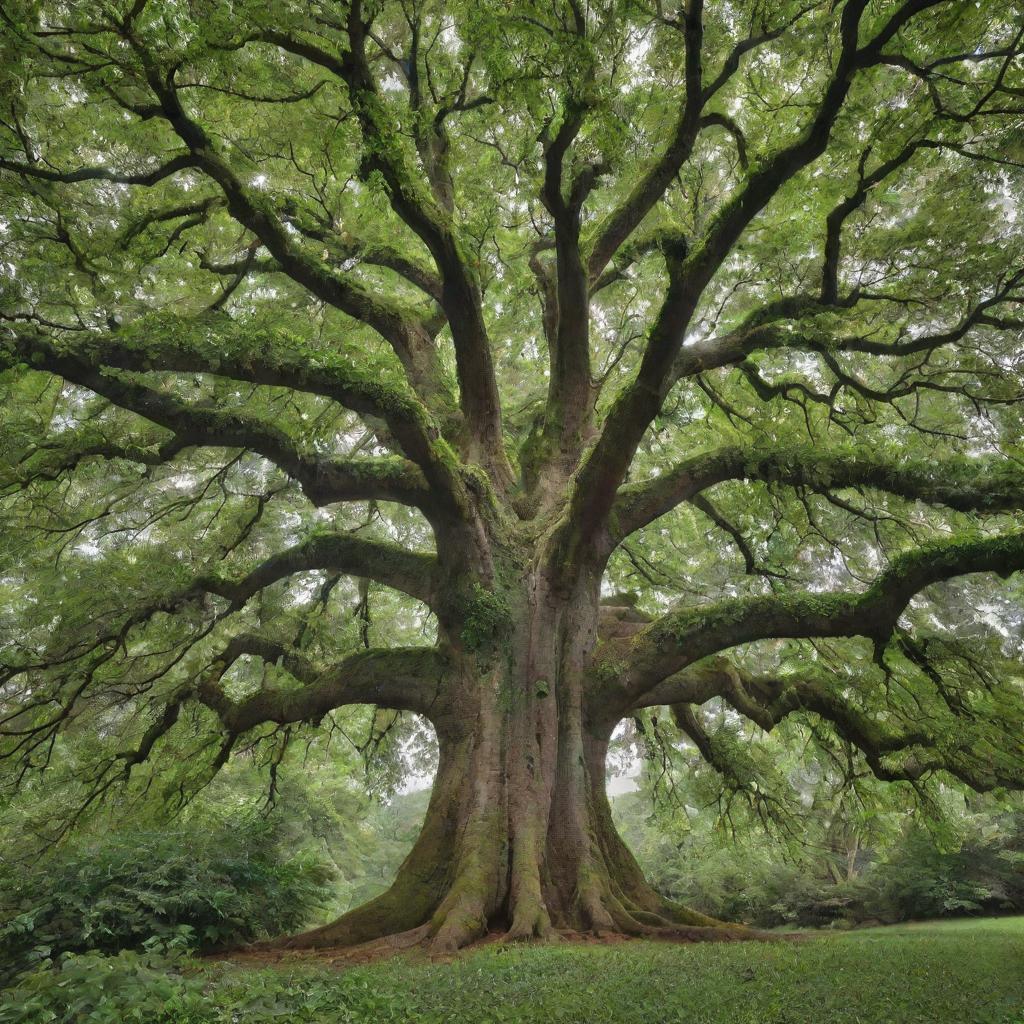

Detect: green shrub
[863,821,1024,922]
[0,809,334,984]
[0,951,209,1024]
[0,950,420,1024]
[614,789,1024,930]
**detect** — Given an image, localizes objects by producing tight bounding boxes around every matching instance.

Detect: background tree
[2,0,1024,952]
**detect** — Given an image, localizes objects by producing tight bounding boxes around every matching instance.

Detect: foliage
[613,784,1024,929]
[0,726,434,982]
[0,807,334,984]
[0,0,1022,817]
[0,951,209,1024]
[3,920,1024,1024]
[459,583,514,652]
[866,821,1024,922]
[2,0,1024,948]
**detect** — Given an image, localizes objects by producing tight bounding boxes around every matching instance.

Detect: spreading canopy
[2,0,1024,837]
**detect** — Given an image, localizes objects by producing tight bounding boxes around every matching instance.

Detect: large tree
[2,0,1024,952]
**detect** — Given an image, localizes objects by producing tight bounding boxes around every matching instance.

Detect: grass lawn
[3,917,1023,1023]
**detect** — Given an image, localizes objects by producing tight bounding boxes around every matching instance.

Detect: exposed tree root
[223,918,781,973]
[242,869,771,963]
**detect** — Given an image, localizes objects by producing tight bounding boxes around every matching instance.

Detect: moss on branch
[607,529,1024,711]
[612,444,1024,543]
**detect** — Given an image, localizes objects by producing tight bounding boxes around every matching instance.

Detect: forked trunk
[274,566,735,953]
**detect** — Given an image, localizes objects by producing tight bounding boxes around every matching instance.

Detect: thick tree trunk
[271,565,740,953]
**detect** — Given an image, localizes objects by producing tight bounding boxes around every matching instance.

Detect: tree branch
[197,530,437,608]
[625,656,1024,792]
[565,2,883,560]
[0,152,195,185]
[2,348,435,515]
[585,0,704,282]
[612,445,1024,542]
[112,33,456,424]
[606,529,1024,708]
[197,644,449,728]
[535,102,596,474]
[653,251,1024,412]
[251,15,510,481]
[2,318,465,514]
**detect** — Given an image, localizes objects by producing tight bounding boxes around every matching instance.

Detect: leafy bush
[675,824,1024,929]
[673,851,865,930]
[864,821,1024,922]
[613,791,1024,930]
[0,950,419,1024]
[0,951,209,1024]
[0,809,334,983]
